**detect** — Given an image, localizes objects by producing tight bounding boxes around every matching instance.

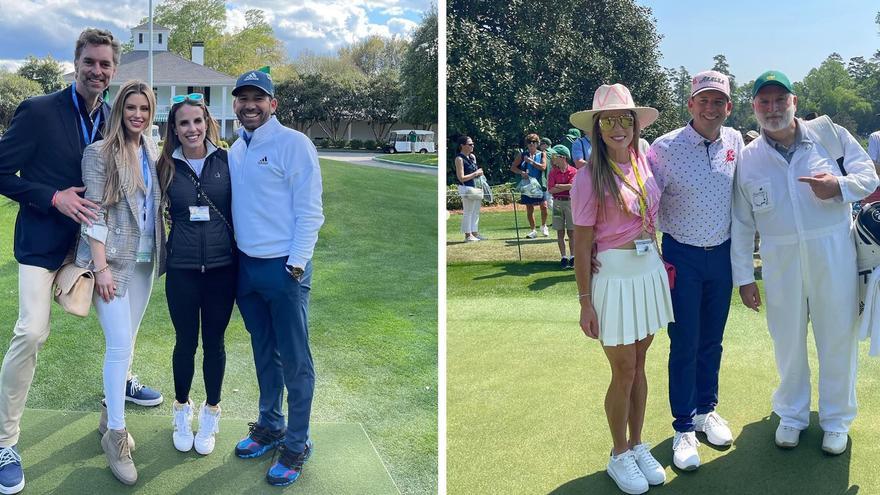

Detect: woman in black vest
[454,135,484,242]
[156,94,235,456]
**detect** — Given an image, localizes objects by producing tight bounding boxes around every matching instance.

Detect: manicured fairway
[447,257,880,494]
[0,158,437,494]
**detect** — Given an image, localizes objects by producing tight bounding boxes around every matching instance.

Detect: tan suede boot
[101,428,137,485]
[98,401,135,451]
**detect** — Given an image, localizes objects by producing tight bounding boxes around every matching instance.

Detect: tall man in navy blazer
[0,28,133,494]
[228,70,324,487]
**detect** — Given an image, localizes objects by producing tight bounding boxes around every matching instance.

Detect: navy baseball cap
[232,70,274,97]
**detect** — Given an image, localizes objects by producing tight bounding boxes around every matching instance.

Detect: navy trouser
[662,234,732,433]
[236,252,314,453]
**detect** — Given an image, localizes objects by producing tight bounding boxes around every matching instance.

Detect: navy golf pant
[663,234,733,433]
[236,252,314,453]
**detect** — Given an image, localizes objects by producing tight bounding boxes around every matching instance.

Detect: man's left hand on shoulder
[797,173,841,200]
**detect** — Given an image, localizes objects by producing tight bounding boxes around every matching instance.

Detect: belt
[664,233,729,251]
[553,197,571,201]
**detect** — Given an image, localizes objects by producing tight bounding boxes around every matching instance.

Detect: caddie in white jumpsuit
[731,70,878,455]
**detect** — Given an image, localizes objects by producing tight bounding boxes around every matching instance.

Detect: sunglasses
[170,93,204,104]
[527,140,539,144]
[598,114,635,131]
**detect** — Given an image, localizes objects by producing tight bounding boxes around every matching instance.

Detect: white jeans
[458,186,481,234]
[94,262,154,430]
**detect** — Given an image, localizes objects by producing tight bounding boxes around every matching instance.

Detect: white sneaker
[525,230,537,239]
[822,431,848,455]
[606,450,649,495]
[194,402,221,455]
[695,411,733,446]
[172,400,194,452]
[632,443,666,485]
[465,235,479,243]
[672,431,700,470]
[541,225,549,236]
[775,424,800,449]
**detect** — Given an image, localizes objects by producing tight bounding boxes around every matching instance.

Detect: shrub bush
[445,182,521,210]
[349,139,364,150]
[363,139,377,150]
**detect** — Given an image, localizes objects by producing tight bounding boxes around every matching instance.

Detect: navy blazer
[0,85,110,270]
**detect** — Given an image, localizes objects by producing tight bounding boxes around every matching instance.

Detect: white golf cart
[383,129,435,154]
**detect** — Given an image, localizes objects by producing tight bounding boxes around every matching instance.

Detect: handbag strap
[182,167,233,234]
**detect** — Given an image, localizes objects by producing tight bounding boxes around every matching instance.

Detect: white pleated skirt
[592,246,674,346]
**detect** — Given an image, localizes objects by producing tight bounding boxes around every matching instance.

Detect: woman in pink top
[569,84,674,494]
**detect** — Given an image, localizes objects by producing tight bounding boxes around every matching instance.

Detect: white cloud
[0,0,432,64]
[0,59,25,72]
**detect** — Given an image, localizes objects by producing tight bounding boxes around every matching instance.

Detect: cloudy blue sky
[0,0,433,72]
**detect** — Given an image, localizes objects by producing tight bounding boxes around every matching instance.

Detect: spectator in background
[865,124,880,204]
[571,127,593,169]
[454,135,484,242]
[547,144,576,269]
[510,133,549,238]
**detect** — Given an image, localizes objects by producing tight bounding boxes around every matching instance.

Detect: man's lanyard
[71,82,102,147]
[608,152,651,233]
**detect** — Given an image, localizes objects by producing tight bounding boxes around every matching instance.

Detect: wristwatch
[286,264,304,280]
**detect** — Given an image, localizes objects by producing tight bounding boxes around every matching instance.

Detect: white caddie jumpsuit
[731,119,878,433]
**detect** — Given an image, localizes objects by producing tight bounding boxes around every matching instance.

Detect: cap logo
[699,75,725,84]
[767,74,776,80]
[243,72,260,81]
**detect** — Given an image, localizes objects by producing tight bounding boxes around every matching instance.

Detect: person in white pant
[454,135,484,242]
[731,70,878,456]
[75,80,166,485]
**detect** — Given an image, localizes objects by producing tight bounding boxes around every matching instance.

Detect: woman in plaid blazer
[75,80,167,486]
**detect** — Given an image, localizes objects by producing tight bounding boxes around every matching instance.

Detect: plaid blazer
[75,136,166,296]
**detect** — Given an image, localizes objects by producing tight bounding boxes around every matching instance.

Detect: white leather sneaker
[822,431,848,455]
[525,229,537,239]
[194,402,221,455]
[672,431,700,470]
[172,400,194,452]
[606,450,649,495]
[695,411,733,446]
[541,225,549,236]
[775,424,800,449]
[631,443,666,486]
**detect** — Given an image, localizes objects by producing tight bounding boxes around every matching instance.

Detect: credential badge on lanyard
[71,82,101,147]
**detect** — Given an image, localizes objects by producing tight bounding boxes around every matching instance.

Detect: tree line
[448,0,880,184]
[0,0,438,140]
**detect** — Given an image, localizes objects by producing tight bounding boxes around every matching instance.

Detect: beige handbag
[53,263,94,317]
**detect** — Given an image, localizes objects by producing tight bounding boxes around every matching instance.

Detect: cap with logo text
[691,70,730,100]
[232,70,274,97]
[752,70,793,97]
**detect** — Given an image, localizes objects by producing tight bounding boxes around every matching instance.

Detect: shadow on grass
[549,413,857,494]
[472,262,575,290]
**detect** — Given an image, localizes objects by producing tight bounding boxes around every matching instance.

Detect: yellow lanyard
[608,152,650,232]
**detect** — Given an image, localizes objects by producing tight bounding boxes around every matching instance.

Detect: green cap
[540,137,552,146]
[550,144,571,161]
[566,128,581,138]
[753,70,793,97]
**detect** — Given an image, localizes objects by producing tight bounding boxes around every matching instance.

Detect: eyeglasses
[170,93,204,104]
[527,140,539,144]
[598,115,635,131]
[465,142,474,146]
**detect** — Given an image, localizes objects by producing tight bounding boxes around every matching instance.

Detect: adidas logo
[258,156,268,165]
[243,72,260,81]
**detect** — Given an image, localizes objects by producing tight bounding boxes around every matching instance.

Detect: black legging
[166,264,237,406]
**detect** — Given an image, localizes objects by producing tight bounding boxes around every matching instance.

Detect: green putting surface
[16,408,399,494]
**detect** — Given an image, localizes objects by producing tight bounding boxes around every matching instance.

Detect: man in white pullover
[732,70,877,456]
[226,69,325,486]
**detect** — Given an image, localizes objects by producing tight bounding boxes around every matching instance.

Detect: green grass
[0,158,437,494]
[375,153,438,166]
[447,208,575,263]
[446,260,880,494]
